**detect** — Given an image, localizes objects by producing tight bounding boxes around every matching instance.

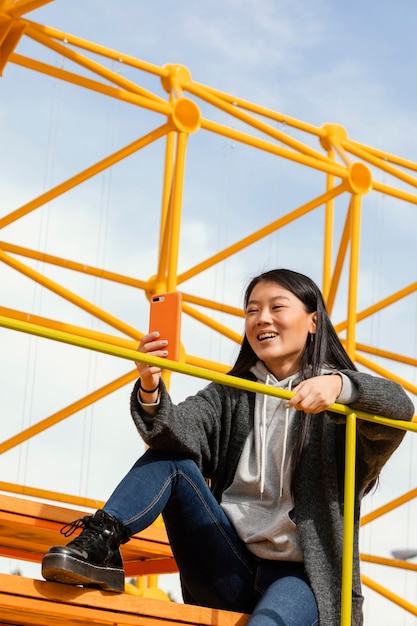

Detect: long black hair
[228,268,357,473]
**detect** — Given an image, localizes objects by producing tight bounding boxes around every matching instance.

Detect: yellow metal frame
[0,0,417,621]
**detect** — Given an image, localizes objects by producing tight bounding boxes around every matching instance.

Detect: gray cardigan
[130,370,414,625]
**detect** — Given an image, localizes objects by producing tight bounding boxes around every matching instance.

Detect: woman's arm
[130,377,227,474]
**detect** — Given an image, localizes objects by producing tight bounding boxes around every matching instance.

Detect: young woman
[42,269,414,626]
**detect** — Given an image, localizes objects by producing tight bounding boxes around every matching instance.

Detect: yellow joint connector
[161,64,201,133]
[346,161,372,195]
[320,123,372,194]
[320,123,348,152]
[161,63,191,96]
[171,97,201,134]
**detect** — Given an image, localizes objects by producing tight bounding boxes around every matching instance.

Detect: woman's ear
[309,312,317,335]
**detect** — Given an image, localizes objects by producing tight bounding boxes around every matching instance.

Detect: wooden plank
[0,573,250,626]
[0,494,177,575]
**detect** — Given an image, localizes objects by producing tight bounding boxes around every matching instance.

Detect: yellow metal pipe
[334,281,417,333]
[191,81,325,137]
[25,19,168,78]
[323,151,335,300]
[201,118,348,179]
[0,306,231,375]
[0,249,142,339]
[25,22,166,104]
[11,53,171,113]
[188,82,329,164]
[361,487,417,526]
[159,128,176,255]
[181,292,244,318]
[354,353,417,397]
[355,342,417,367]
[340,411,357,626]
[349,138,417,173]
[361,574,417,617]
[186,353,229,374]
[0,480,103,510]
[182,302,242,343]
[0,370,138,454]
[325,204,352,315]
[344,139,417,191]
[0,306,141,349]
[179,183,347,284]
[360,553,417,572]
[371,179,417,205]
[345,195,362,358]
[2,314,416,432]
[0,123,171,229]
[0,241,149,290]
[167,132,188,292]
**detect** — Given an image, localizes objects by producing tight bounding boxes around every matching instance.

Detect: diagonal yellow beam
[0,481,103,509]
[0,370,138,454]
[178,183,347,284]
[0,122,171,229]
[0,241,149,290]
[201,117,348,178]
[0,306,142,349]
[182,302,242,344]
[187,81,329,164]
[355,342,417,367]
[25,18,167,78]
[353,352,417,398]
[334,281,417,333]
[0,248,141,338]
[193,80,325,138]
[349,138,417,173]
[361,574,417,617]
[11,52,171,112]
[344,139,417,191]
[361,554,417,572]
[25,21,166,103]
[361,487,417,526]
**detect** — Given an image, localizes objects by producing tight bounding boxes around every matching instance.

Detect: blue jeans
[105,450,318,626]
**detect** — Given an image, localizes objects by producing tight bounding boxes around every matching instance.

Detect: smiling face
[244,280,317,380]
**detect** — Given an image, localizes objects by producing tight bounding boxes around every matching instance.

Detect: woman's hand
[135,331,168,400]
[288,374,343,414]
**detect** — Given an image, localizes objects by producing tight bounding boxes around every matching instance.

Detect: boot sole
[42,552,125,593]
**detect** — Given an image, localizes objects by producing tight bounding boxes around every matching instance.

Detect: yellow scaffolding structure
[0,0,416,623]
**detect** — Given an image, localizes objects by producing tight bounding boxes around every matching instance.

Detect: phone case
[149,291,182,361]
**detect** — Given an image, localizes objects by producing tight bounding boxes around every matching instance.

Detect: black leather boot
[42,509,129,592]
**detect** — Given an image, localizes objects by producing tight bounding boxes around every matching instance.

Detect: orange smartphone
[149,291,182,361]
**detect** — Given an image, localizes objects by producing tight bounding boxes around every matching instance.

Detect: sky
[1,1,417,624]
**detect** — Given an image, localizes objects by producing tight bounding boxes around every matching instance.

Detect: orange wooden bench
[0,494,250,625]
[0,493,177,577]
[0,573,250,626]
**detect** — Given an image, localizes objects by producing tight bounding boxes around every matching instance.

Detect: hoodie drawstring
[279,378,292,498]
[260,376,293,500]
[260,374,270,499]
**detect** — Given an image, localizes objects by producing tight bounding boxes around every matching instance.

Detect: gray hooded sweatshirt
[221,361,358,562]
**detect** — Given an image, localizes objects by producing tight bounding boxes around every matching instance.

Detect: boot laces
[60,514,109,547]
